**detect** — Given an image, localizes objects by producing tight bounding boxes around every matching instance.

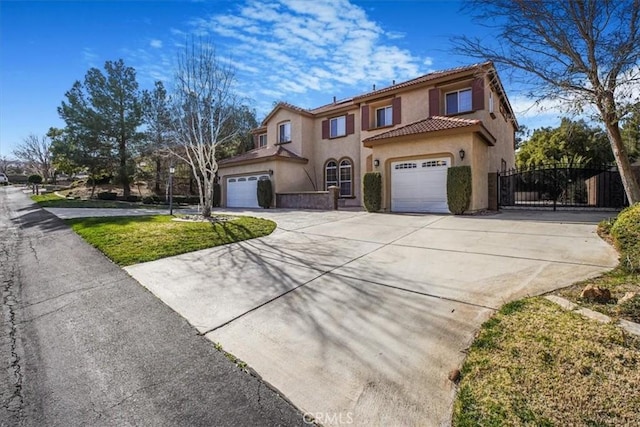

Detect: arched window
[325,158,353,197]
[325,160,338,190]
[339,159,352,197]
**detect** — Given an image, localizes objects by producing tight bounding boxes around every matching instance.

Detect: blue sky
[0,0,562,157]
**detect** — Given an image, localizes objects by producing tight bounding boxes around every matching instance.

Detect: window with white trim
[325,159,353,197]
[330,116,346,138]
[339,160,352,197]
[445,89,472,114]
[325,160,338,189]
[258,133,267,147]
[376,106,393,127]
[279,122,291,143]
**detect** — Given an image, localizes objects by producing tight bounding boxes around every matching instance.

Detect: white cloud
[150,39,163,49]
[188,0,429,111]
[81,47,99,67]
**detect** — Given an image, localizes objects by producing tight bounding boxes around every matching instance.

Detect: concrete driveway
[122,209,618,426]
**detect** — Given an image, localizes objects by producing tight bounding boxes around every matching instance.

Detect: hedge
[257,179,273,208]
[363,172,382,212]
[97,192,118,200]
[610,203,640,272]
[447,166,472,215]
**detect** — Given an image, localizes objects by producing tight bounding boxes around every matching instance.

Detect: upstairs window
[330,116,346,138]
[258,133,267,148]
[278,122,291,143]
[376,106,393,127]
[445,89,472,114]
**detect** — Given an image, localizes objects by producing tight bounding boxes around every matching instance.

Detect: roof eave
[219,155,308,168]
[362,124,496,148]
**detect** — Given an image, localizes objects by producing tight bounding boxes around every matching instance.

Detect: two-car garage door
[391,158,450,213]
[226,174,270,208]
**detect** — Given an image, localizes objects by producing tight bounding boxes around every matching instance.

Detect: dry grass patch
[557,269,640,323]
[453,297,640,426]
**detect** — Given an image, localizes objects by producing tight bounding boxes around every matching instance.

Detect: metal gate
[498,164,627,210]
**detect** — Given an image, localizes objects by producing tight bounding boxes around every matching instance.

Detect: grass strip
[32,193,161,208]
[66,215,276,266]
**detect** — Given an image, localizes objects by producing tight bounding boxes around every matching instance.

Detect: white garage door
[226,174,270,208]
[391,158,450,213]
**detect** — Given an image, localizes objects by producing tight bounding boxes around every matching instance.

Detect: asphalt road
[0,186,302,427]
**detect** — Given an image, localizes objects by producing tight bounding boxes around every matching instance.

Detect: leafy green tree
[456,0,640,203]
[517,119,612,167]
[58,81,116,197]
[141,80,173,192]
[58,59,143,197]
[621,104,640,162]
[216,105,259,160]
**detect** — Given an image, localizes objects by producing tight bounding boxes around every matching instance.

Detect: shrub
[27,174,43,185]
[610,203,640,272]
[363,172,382,212]
[213,183,221,207]
[173,196,200,205]
[97,192,118,200]
[142,195,161,204]
[447,166,472,215]
[257,179,273,208]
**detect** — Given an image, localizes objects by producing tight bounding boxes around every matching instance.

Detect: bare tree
[0,155,9,174]
[169,40,239,217]
[455,0,640,203]
[13,134,55,183]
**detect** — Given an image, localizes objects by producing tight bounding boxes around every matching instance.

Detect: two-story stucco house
[218,61,517,213]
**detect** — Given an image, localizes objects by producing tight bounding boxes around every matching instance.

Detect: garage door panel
[227,174,269,208]
[391,158,449,213]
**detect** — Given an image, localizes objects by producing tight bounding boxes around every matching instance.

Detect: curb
[544,295,640,336]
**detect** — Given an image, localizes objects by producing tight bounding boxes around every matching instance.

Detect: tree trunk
[155,157,161,193]
[120,139,130,197]
[603,120,640,205]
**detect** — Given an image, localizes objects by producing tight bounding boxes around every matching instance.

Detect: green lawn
[32,193,157,208]
[66,215,276,266]
[453,298,640,426]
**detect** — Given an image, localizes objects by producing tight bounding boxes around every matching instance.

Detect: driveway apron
[124,209,618,426]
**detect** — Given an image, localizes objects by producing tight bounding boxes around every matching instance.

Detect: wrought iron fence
[498,164,627,210]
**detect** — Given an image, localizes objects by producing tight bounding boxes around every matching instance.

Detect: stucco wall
[312,106,362,205]
[370,132,489,212]
[218,160,312,207]
[276,187,339,210]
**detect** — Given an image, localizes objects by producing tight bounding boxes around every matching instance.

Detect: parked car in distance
[0,173,8,185]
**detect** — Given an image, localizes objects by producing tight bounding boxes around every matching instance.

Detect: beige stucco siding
[265,109,306,156]
[369,132,490,212]
[312,107,362,205]
[219,160,312,207]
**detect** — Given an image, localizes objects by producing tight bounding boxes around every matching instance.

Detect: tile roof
[218,144,308,166]
[257,62,494,122]
[354,61,492,101]
[363,116,481,142]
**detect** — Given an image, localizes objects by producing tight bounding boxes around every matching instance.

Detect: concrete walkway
[105,208,616,426]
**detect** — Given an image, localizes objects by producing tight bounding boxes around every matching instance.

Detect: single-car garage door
[391,158,450,213]
[226,174,270,208]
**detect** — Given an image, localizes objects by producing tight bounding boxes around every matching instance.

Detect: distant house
[219,61,518,213]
